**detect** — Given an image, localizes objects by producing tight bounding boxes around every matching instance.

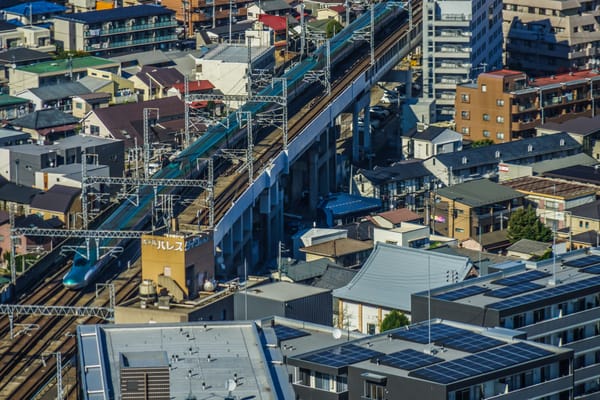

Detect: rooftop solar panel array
[272,325,310,341]
[373,349,443,371]
[438,332,504,353]
[492,270,550,286]
[484,281,544,298]
[580,265,600,274]
[409,342,553,384]
[434,286,489,301]
[487,275,600,311]
[298,344,384,368]
[391,324,469,344]
[563,255,600,268]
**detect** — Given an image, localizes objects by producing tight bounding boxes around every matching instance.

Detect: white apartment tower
[422,0,503,120]
[504,0,600,75]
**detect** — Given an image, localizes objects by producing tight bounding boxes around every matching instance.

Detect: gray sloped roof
[506,239,551,256]
[30,184,80,213]
[78,76,112,92]
[434,132,579,169]
[569,199,600,220]
[332,243,473,312]
[437,179,524,207]
[312,264,357,290]
[0,182,42,203]
[11,108,79,129]
[359,160,431,185]
[530,153,598,174]
[259,0,291,12]
[27,82,90,101]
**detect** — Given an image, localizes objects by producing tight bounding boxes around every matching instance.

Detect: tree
[325,19,344,38]
[380,310,409,332]
[471,139,495,148]
[507,206,553,243]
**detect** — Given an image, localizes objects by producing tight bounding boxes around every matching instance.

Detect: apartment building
[455,69,600,142]
[422,0,503,120]
[290,319,573,399]
[53,5,177,57]
[162,0,251,37]
[433,179,525,241]
[412,250,600,398]
[503,0,600,75]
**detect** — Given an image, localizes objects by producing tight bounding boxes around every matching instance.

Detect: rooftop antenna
[229,0,233,44]
[427,255,432,353]
[550,184,558,286]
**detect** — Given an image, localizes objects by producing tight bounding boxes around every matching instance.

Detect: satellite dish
[225,378,237,392]
[332,328,342,340]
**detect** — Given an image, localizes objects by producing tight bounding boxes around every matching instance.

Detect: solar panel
[299,344,384,368]
[434,286,489,301]
[492,270,550,286]
[272,325,310,341]
[409,342,553,384]
[487,275,600,311]
[437,332,504,353]
[580,265,600,274]
[373,349,443,371]
[563,255,600,268]
[391,324,469,344]
[484,281,544,298]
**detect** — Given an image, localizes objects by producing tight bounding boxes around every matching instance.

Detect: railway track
[0,263,141,399]
[193,1,422,227]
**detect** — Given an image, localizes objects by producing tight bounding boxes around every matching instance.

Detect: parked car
[370,106,390,119]
[358,117,381,129]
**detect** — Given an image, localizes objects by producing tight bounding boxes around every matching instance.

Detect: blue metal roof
[54,5,173,24]
[4,1,67,16]
[318,193,381,227]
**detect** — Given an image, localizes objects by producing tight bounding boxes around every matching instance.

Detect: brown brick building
[455,69,600,143]
[162,0,250,37]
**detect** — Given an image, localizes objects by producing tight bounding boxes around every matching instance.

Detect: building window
[75,102,83,109]
[483,130,490,137]
[367,323,376,335]
[496,99,505,106]
[482,84,487,92]
[90,125,100,135]
[496,116,504,123]
[455,388,470,400]
[497,132,505,140]
[315,372,330,391]
[461,111,470,119]
[483,113,490,121]
[461,93,470,102]
[299,368,310,386]
[461,127,470,135]
[364,381,385,400]
[336,375,348,392]
[455,228,465,233]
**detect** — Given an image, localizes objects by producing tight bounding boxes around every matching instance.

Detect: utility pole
[143,108,160,179]
[9,204,16,285]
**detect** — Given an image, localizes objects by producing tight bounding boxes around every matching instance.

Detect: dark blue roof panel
[409,342,553,384]
[54,5,173,24]
[4,1,67,16]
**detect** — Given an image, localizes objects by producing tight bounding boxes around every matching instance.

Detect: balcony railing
[85,35,177,51]
[84,20,177,37]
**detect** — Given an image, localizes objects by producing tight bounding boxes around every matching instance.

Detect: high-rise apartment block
[503,0,600,76]
[422,0,503,120]
[455,69,600,143]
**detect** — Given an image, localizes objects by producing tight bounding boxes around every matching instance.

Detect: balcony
[84,20,177,37]
[85,34,177,51]
[512,119,539,131]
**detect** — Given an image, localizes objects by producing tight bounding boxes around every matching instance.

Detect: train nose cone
[63,273,81,289]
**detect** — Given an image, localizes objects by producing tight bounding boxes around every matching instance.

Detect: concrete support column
[352,102,361,161]
[309,148,319,211]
